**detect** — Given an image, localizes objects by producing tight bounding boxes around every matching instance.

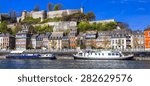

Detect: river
[0,59,150,69]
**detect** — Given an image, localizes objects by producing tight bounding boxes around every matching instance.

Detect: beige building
[48,32,63,50]
[0,33,15,49]
[132,30,145,49]
[96,31,112,49]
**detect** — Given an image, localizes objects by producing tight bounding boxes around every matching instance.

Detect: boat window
[99,53,101,55]
[112,53,115,56]
[79,53,82,56]
[116,53,119,56]
[108,53,111,56]
[95,53,97,55]
[102,53,104,55]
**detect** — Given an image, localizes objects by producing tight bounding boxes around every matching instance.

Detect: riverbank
[134,57,150,60]
[1,55,150,61]
[0,56,6,59]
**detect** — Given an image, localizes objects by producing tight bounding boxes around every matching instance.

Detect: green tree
[28,25,36,34]
[34,25,53,34]
[86,12,96,21]
[34,26,42,34]
[63,13,86,22]
[104,22,117,31]
[12,23,22,35]
[33,5,40,11]
[54,4,62,11]
[78,21,117,32]
[22,17,41,24]
[47,2,53,11]
[77,22,91,32]
[117,22,129,29]
[0,21,8,33]
[44,25,53,33]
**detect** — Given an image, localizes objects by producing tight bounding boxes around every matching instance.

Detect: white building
[111,27,132,50]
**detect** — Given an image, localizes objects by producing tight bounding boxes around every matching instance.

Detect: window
[149,32,150,36]
[108,53,111,56]
[122,40,124,44]
[112,40,114,44]
[112,53,115,56]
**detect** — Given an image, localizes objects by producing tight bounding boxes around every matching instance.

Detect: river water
[0,59,150,69]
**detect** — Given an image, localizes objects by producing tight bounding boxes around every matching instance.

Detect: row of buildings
[1,25,150,50]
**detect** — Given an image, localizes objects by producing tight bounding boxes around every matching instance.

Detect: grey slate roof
[132,30,144,35]
[0,33,14,37]
[49,32,63,40]
[98,31,112,36]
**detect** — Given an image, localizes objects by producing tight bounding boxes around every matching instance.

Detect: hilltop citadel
[0,5,150,51]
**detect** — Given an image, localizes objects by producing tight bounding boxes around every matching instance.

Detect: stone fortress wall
[34,21,77,32]
[17,7,84,22]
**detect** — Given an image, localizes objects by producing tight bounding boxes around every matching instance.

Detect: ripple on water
[0,59,150,69]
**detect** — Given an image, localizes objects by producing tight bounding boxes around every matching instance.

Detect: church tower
[80,3,84,13]
[80,7,84,13]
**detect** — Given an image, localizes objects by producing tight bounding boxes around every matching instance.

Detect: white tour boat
[73,50,134,60]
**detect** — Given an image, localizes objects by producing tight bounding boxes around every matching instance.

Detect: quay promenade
[0,49,150,54]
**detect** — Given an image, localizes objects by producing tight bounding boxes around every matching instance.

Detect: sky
[0,0,150,30]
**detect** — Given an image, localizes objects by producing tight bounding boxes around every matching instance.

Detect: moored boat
[6,53,56,59]
[73,50,134,60]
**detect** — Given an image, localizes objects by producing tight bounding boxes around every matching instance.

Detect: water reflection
[0,59,150,69]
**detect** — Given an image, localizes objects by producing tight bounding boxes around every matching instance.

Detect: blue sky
[0,0,150,30]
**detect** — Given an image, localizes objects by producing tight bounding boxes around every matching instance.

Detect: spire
[80,3,84,13]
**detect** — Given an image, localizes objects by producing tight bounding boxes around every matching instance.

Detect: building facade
[132,30,145,49]
[68,28,78,49]
[96,31,111,49]
[144,28,150,50]
[49,32,63,50]
[15,25,31,50]
[85,31,97,49]
[0,33,15,49]
[31,34,39,49]
[62,36,69,49]
[111,27,132,50]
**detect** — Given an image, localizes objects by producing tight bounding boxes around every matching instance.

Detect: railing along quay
[0,49,150,54]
